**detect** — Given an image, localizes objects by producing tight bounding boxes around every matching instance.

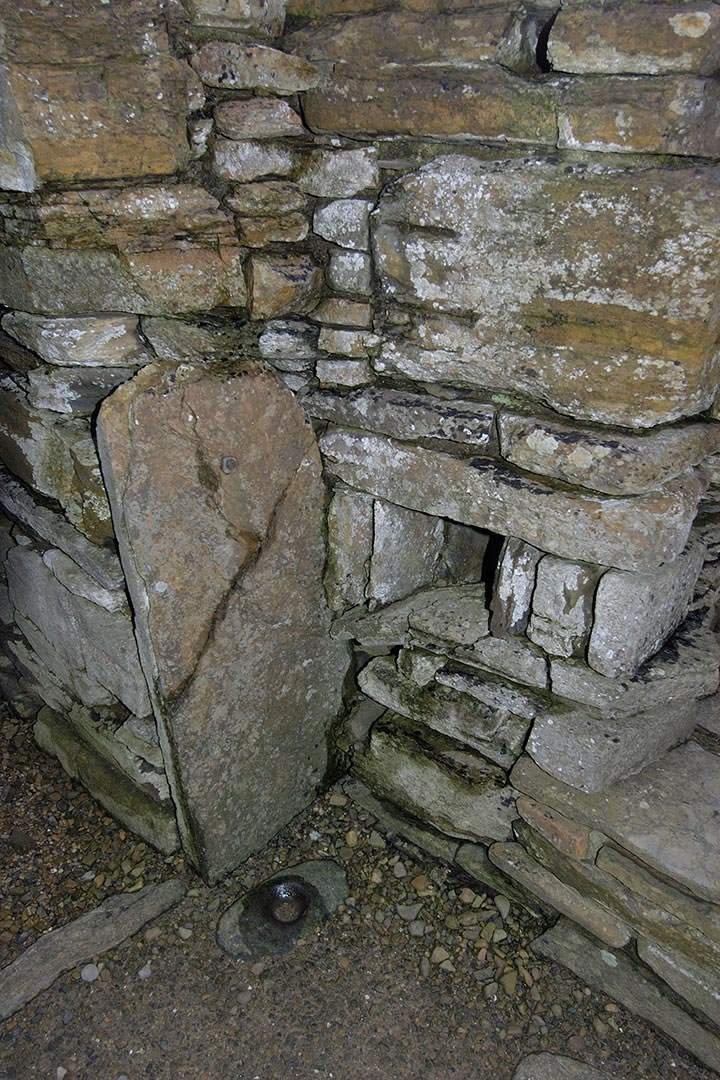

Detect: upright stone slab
[97,361,349,882]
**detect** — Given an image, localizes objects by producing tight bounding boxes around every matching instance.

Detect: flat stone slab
[511,742,720,902]
[0,880,184,1020]
[513,1052,610,1080]
[97,361,348,882]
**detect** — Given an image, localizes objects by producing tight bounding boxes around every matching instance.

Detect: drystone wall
[1,0,720,1066]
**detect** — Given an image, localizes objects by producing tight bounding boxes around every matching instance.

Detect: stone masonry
[1,0,719,1067]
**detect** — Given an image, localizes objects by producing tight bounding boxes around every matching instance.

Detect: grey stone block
[490,537,542,637]
[369,500,444,606]
[527,556,600,659]
[638,939,720,1028]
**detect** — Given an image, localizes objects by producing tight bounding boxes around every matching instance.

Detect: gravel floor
[0,707,716,1080]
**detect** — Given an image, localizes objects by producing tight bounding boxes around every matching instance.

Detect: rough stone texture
[490,538,543,638]
[2,314,150,369]
[407,585,490,649]
[0,0,190,190]
[344,778,459,864]
[396,648,445,688]
[369,501,444,606]
[191,41,321,93]
[515,798,591,861]
[557,75,720,158]
[311,299,373,328]
[140,317,250,364]
[550,618,720,714]
[527,696,697,793]
[548,4,720,76]
[115,714,164,771]
[258,318,319,370]
[225,180,307,216]
[303,68,557,144]
[532,919,720,1075]
[238,213,310,247]
[452,636,550,691]
[0,878,184,1020]
[34,709,179,854]
[315,358,373,387]
[638,939,720,1028]
[317,328,381,358]
[326,249,372,294]
[42,549,127,616]
[319,428,704,572]
[527,556,600,659]
[358,655,530,769]
[489,843,632,949]
[212,138,295,182]
[314,200,372,250]
[296,148,379,198]
[324,487,374,611]
[498,411,720,496]
[373,156,720,429]
[512,1053,610,1080]
[26,367,134,417]
[247,254,323,319]
[587,540,706,679]
[441,523,490,585]
[96,361,349,882]
[304,387,496,452]
[511,742,720,903]
[357,710,519,844]
[186,0,287,36]
[434,665,542,722]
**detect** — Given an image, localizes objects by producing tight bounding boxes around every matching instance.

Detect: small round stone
[80,963,99,983]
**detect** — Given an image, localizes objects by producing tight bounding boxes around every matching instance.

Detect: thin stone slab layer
[97,361,348,882]
[512,1053,610,1080]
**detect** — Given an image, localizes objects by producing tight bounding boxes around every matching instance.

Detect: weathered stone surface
[0,876,184,1021]
[499,411,720,496]
[551,617,720,714]
[435,666,543,722]
[359,655,530,768]
[319,428,704,572]
[452,636,549,690]
[369,501,444,606]
[97,361,349,882]
[0,470,123,589]
[212,137,294,182]
[191,42,321,93]
[303,68,557,143]
[528,696,696,793]
[358,710,519,843]
[512,1053,610,1080]
[186,0,286,36]
[314,199,372,250]
[407,585,490,648]
[638,939,720,1028]
[140,317,250,364]
[527,556,599,659]
[259,318,319,371]
[548,4,720,76]
[489,843,632,948]
[327,249,372,295]
[42,549,127,615]
[325,487,373,611]
[516,797,591,861]
[511,742,720,903]
[66,703,170,803]
[697,692,720,737]
[2,314,150,369]
[344,777,459,864]
[5,633,73,713]
[490,538,542,638]
[115,714,164,771]
[557,75,720,158]
[247,254,322,320]
[310,299,373,328]
[215,95,305,142]
[237,213,310,247]
[0,0,190,190]
[305,387,495,452]
[587,541,706,679]
[533,919,720,1074]
[26,367,134,416]
[317,328,381,358]
[441,523,490,585]
[225,180,306,216]
[396,648,445,688]
[296,148,379,197]
[373,157,720,429]
[315,358,374,387]
[35,708,179,853]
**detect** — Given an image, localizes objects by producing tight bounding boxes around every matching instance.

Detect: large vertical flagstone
[97,361,349,882]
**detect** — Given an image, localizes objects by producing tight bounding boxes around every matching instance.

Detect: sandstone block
[314,199,372,250]
[259,318,320,369]
[212,138,294,182]
[325,487,374,611]
[489,842,632,948]
[498,411,720,496]
[247,254,323,319]
[344,778,460,864]
[26,367,133,416]
[191,41,321,93]
[296,148,379,198]
[140,316,251,365]
[310,299,373,328]
[527,556,600,659]
[42,549,127,615]
[327,249,372,294]
[548,4,720,76]
[588,540,706,679]
[407,584,490,649]
[443,635,550,691]
[2,314,149,369]
[557,75,720,158]
[369,501,444,606]
[373,156,720,429]
[305,387,495,452]
[315,358,373,387]
[515,797,591,861]
[236,213,309,247]
[435,667,543,722]
[186,0,286,36]
[358,710,519,843]
[511,742,720,903]
[225,180,306,216]
[490,538,542,638]
[359,655,530,769]
[317,328,380,358]
[214,99,304,140]
[533,919,720,1075]
[319,428,704,571]
[97,361,349,882]
[396,648,444,688]
[638,939,720,1028]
